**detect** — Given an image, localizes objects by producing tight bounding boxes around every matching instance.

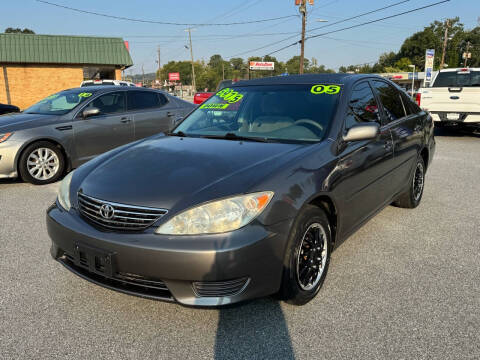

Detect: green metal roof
[0,33,133,67]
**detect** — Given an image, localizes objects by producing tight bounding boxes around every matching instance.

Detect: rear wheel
[19,141,65,185]
[280,205,332,305]
[393,156,425,209]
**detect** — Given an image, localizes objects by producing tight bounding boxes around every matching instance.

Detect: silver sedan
[0,86,194,184]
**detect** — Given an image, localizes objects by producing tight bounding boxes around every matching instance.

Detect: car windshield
[23,89,97,115]
[432,70,480,87]
[174,84,341,143]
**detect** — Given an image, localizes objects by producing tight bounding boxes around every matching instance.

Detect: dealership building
[0,33,133,109]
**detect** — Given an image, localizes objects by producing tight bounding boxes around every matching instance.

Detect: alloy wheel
[413,162,424,201]
[27,148,60,181]
[296,223,328,291]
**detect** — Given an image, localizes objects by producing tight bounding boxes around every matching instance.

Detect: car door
[334,81,395,235]
[73,91,133,164]
[371,80,422,195]
[127,91,174,140]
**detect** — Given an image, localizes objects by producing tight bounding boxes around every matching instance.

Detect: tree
[397,17,464,70]
[229,57,246,79]
[462,26,480,67]
[286,56,309,75]
[4,27,35,34]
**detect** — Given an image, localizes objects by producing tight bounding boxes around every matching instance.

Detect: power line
[36,0,298,26]
[227,0,412,57]
[266,0,451,56]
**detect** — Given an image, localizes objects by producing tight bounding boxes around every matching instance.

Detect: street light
[408,64,415,98]
[316,19,328,22]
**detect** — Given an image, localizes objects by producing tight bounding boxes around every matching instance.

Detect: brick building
[0,33,133,109]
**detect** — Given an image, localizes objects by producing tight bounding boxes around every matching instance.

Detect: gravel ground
[0,130,479,360]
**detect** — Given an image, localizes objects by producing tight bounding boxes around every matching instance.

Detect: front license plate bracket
[72,242,116,277]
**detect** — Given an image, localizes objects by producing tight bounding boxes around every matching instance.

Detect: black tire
[280,205,333,305]
[19,141,65,185]
[393,155,425,209]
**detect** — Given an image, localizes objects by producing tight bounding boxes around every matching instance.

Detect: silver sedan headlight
[155,192,274,235]
[57,171,74,211]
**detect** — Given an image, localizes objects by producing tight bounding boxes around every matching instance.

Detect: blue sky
[1,0,478,74]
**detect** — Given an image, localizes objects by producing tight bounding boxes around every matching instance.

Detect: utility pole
[142,64,145,86]
[464,41,471,67]
[440,19,450,70]
[157,45,161,83]
[186,28,196,91]
[299,0,307,74]
[222,62,225,80]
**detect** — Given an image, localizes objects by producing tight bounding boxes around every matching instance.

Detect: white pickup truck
[417,68,480,130]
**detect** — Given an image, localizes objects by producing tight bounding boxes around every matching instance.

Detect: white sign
[249,61,275,71]
[424,49,435,86]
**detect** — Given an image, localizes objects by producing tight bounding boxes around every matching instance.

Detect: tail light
[416,92,421,106]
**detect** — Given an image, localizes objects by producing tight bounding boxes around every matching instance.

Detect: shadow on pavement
[215,298,295,360]
[434,126,480,138]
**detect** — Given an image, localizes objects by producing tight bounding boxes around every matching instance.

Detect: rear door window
[128,91,162,111]
[345,82,380,129]
[372,81,406,123]
[400,92,420,115]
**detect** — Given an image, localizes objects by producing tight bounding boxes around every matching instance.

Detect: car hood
[0,113,58,132]
[79,136,306,210]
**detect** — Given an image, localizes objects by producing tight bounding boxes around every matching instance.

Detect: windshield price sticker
[200,103,230,110]
[215,88,244,103]
[311,85,341,95]
[78,92,93,98]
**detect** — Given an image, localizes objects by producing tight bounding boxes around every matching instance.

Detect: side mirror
[343,123,379,142]
[82,108,100,119]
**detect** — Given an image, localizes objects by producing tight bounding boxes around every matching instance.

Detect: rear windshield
[432,70,480,87]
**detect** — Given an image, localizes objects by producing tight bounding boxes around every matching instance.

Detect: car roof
[233,73,378,87]
[64,86,160,93]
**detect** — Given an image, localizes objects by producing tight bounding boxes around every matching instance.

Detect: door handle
[120,117,131,123]
[167,111,174,117]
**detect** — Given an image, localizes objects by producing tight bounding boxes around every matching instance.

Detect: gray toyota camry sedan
[0,86,194,184]
[47,74,435,307]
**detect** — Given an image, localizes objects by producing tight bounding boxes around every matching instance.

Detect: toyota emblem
[99,204,115,219]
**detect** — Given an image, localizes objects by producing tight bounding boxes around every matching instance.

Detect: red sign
[124,41,129,51]
[169,72,180,81]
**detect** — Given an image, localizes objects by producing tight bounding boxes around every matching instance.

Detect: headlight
[156,191,274,235]
[57,171,74,211]
[0,132,13,143]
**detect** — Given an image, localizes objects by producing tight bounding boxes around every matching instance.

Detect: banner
[424,49,435,86]
[249,61,275,71]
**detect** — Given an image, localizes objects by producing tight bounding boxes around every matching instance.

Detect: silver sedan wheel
[296,223,328,291]
[27,148,60,181]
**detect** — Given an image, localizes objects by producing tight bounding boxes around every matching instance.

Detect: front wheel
[19,141,65,185]
[280,205,333,305]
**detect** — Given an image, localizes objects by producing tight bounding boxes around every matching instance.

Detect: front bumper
[0,141,21,179]
[47,204,293,307]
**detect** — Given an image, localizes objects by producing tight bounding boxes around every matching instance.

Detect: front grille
[61,253,173,301]
[192,277,250,297]
[77,192,167,231]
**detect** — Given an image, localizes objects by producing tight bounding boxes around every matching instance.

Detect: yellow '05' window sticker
[310,84,341,95]
[78,92,93,98]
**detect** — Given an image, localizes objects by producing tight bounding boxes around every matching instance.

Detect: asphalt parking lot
[0,130,479,360]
